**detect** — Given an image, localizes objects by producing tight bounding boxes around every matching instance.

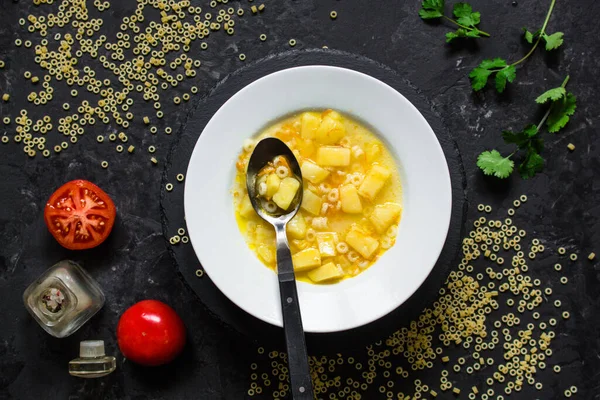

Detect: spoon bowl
[246,137,303,223]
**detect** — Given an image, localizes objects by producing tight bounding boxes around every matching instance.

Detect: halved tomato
[44,180,116,250]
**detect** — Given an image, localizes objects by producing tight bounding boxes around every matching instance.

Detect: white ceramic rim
[184,66,452,333]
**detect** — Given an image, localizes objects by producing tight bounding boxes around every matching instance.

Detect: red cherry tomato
[117,300,186,366]
[44,179,116,250]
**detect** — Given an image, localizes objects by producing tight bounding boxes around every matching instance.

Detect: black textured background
[1,0,599,399]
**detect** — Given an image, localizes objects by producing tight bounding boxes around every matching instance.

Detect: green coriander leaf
[502,124,538,148]
[479,58,507,69]
[502,130,527,147]
[469,68,492,91]
[502,125,544,152]
[465,29,482,38]
[494,65,516,93]
[420,8,444,19]
[477,150,514,179]
[495,73,508,93]
[454,3,480,27]
[470,58,507,91]
[523,124,539,138]
[447,28,481,42]
[535,87,566,104]
[445,30,460,43]
[543,32,564,50]
[419,0,444,19]
[523,28,534,44]
[547,93,576,133]
[453,2,473,18]
[530,137,544,153]
[519,150,544,179]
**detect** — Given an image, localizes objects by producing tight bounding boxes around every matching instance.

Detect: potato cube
[317,146,351,167]
[292,247,321,272]
[301,160,330,184]
[366,144,381,163]
[296,138,316,158]
[257,244,275,264]
[273,177,300,210]
[266,174,281,198]
[369,202,402,234]
[290,239,309,252]
[287,213,307,239]
[322,110,343,120]
[239,195,256,218]
[307,261,344,282]
[346,228,380,259]
[301,112,321,140]
[315,115,346,145]
[255,224,275,242]
[301,190,322,215]
[358,165,391,201]
[339,184,363,214]
[316,232,338,257]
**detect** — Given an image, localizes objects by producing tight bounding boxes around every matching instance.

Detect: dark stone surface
[0,0,599,399]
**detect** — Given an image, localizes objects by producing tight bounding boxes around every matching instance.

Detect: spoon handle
[275,224,314,400]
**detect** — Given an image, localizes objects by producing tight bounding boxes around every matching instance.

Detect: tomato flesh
[117,300,186,366]
[44,180,116,250]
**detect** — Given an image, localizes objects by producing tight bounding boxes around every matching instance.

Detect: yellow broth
[232,110,403,284]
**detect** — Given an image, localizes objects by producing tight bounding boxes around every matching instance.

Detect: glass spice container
[69,340,116,378]
[23,260,105,338]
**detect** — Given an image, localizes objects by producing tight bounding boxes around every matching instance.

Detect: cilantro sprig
[469,0,563,93]
[477,76,576,179]
[419,0,490,43]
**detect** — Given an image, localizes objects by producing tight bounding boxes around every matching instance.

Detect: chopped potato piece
[239,195,256,218]
[301,189,322,215]
[301,160,330,184]
[266,174,281,198]
[346,227,380,259]
[292,248,321,272]
[315,115,346,145]
[256,224,275,242]
[366,144,381,163]
[316,232,338,257]
[287,213,307,239]
[308,261,344,282]
[369,202,402,234]
[257,244,275,264]
[295,138,316,158]
[301,112,321,140]
[340,184,363,214]
[272,177,300,210]
[323,110,343,120]
[358,165,391,201]
[317,146,351,167]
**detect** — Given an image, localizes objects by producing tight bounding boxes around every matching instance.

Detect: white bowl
[184,66,452,333]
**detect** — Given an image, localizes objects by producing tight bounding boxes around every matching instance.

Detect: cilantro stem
[491,0,556,72]
[536,106,553,132]
[537,74,570,131]
[443,15,490,37]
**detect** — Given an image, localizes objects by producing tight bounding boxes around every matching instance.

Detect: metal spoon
[246,137,314,399]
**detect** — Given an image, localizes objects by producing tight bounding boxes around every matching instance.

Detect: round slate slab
[160,49,467,352]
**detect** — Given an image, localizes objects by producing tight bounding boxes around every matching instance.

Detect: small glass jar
[23,260,105,338]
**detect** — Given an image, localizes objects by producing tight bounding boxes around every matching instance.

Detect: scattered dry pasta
[247,197,575,398]
[0,0,268,159]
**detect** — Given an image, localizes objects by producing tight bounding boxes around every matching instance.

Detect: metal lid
[79,340,105,358]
